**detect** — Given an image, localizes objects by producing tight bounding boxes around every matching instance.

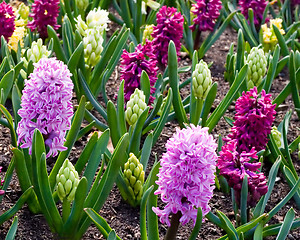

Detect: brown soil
[0,23,300,240]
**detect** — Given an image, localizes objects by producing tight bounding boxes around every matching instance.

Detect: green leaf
[273,24,289,57]
[5,216,18,240]
[201,82,218,126]
[140,185,154,240]
[47,25,68,63]
[263,45,280,93]
[189,208,203,240]
[107,100,121,147]
[240,175,248,225]
[0,104,17,147]
[140,133,153,170]
[0,69,14,105]
[275,208,295,240]
[140,71,151,104]
[217,210,239,240]
[117,80,126,136]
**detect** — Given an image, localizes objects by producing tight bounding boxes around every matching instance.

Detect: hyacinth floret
[190,0,222,32]
[120,40,158,103]
[0,1,15,42]
[217,139,268,206]
[151,6,184,67]
[0,166,4,195]
[17,58,73,158]
[239,0,268,26]
[228,87,276,153]
[153,125,217,227]
[28,0,60,39]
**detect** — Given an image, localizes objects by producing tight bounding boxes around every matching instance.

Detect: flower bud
[246,47,267,89]
[123,153,145,202]
[271,126,281,148]
[142,24,154,45]
[18,3,29,20]
[192,60,212,99]
[75,15,88,37]
[23,39,51,66]
[125,89,147,125]
[56,159,79,202]
[83,28,104,67]
[75,0,89,12]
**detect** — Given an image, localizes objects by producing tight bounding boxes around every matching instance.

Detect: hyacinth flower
[120,40,158,103]
[28,0,60,39]
[261,18,285,52]
[227,87,276,153]
[217,139,268,207]
[239,0,268,27]
[153,125,217,236]
[190,0,222,49]
[151,6,184,69]
[0,1,15,43]
[17,58,74,158]
[142,24,154,44]
[0,166,4,196]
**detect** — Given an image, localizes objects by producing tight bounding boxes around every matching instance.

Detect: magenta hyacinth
[28,0,60,39]
[0,1,15,42]
[217,139,268,206]
[153,125,217,226]
[227,87,276,153]
[17,58,74,158]
[120,40,158,103]
[151,6,184,67]
[239,0,268,26]
[0,166,4,195]
[190,0,222,32]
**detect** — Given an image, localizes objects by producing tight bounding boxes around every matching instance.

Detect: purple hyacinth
[120,40,158,104]
[291,0,300,5]
[17,58,74,158]
[0,166,4,195]
[151,6,184,68]
[0,1,15,42]
[153,125,217,226]
[28,0,60,39]
[190,0,222,32]
[227,87,276,153]
[217,139,268,206]
[239,0,268,26]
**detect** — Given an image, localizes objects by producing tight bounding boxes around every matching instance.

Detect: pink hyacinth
[217,139,268,206]
[0,166,4,195]
[120,40,158,104]
[227,87,276,153]
[153,125,217,226]
[28,0,60,39]
[239,0,268,26]
[17,58,73,158]
[190,0,222,32]
[0,1,15,42]
[151,6,184,67]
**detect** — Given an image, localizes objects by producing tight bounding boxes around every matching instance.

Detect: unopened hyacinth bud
[83,28,104,67]
[18,3,29,20]
[0,166,4,196]
[17,58,73,158]
[75,0,89,12]
[56,159,79,202]
[142,24,154,45]
[271,126,282,148]
[192,60,212,99]
[28,0,60,39]
[153,125,217,226]
[123,153,145,202]
[22,39,51,67]
[246,47,267,89]
[0,1,15,43]
[125,89,147,126]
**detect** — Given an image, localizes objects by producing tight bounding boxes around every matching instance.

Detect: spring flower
[75,15,88,36]
[0,1,15,42]
[153,125,217,226]
[83,28,104,67]
[262,18,285,52]
[190,0,222,32]
[271,126,282,148]
[120,40,158,103]
[192,59,212,99]
[28,0,60,39]
[125,89,148,125]
[133,0,160,14]
[239,0,268,26]
[85,7,110,34]
[142,24,154,44]
[8,25,25,52]
[17,3,29,20]
[217,139,268,207]
[151,6,184,67]
[17,58,73,158]
[0,166,4,195]
[227,87,276,153]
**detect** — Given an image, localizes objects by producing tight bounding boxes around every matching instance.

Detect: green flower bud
[192,60,212,99]
[18,3,29,20]
[56,159,79,202]
[22,39,50,67]
[123,153,145,202]
[271,126,281,148]
[246,47,267,89]
[75,0,89,12]
[83,28,104,67]
[142,24,154,44]
[125,89,147,125]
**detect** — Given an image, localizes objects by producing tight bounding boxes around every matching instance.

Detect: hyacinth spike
[192,59,212,99]
[153,125,217,227]
[0,1,15,43]
[125,89,147,126]
[17,58,74,158]
[239,0,268,26]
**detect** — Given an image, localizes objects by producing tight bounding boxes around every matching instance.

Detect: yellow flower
[270,18,285,35]
[8,26,26,52]
[262,18,285,52]
[262,24,271,43]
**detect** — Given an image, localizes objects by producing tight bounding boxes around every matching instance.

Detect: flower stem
[164,212,182,240]
[62,199,71,223]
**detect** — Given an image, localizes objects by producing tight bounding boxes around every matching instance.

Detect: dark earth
[0,10,300,240]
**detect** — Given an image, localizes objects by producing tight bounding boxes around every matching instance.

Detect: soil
[0,14,300,240]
